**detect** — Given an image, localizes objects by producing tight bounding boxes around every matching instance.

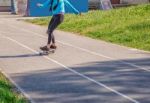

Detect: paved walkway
[0,12,150,103]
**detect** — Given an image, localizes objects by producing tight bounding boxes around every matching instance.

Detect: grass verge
[26,4,150,51]
[0,72,27,103]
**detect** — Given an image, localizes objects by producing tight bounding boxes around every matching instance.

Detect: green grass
[26,4,150,51]
[0,72,27,103]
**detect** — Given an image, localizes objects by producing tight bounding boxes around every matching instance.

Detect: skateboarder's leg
[40,14,64,51]
[47,14,64,48]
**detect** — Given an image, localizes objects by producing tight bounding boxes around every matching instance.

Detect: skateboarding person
[37,0,80,52]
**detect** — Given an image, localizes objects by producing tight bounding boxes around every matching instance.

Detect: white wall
[120,0,149,4]
[0,0,11,6]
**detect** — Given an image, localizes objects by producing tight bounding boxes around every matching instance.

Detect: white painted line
[129,49,139,51]
[0,68,35,103]
[7,24,150,72]
[0,33,140,103]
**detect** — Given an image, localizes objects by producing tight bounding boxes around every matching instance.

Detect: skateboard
[39,49,55,55]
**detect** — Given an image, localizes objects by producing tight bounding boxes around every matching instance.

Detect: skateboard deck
[39,49,55,55]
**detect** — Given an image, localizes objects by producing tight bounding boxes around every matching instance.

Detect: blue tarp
[28,0,88,16]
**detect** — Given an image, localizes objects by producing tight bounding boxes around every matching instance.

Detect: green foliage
[0,73,27,103]
[26,4,150,51]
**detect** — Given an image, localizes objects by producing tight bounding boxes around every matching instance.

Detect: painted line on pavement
[0,33,139,103]
[7,24,150,72]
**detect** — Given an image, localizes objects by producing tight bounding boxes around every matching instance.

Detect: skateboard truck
[39,49,55,55]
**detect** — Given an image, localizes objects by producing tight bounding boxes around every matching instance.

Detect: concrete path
[0,12,150,103]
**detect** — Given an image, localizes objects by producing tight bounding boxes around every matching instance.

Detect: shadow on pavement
[0,53,42,58]
[10,57,150,103]
[0,51,55,58]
